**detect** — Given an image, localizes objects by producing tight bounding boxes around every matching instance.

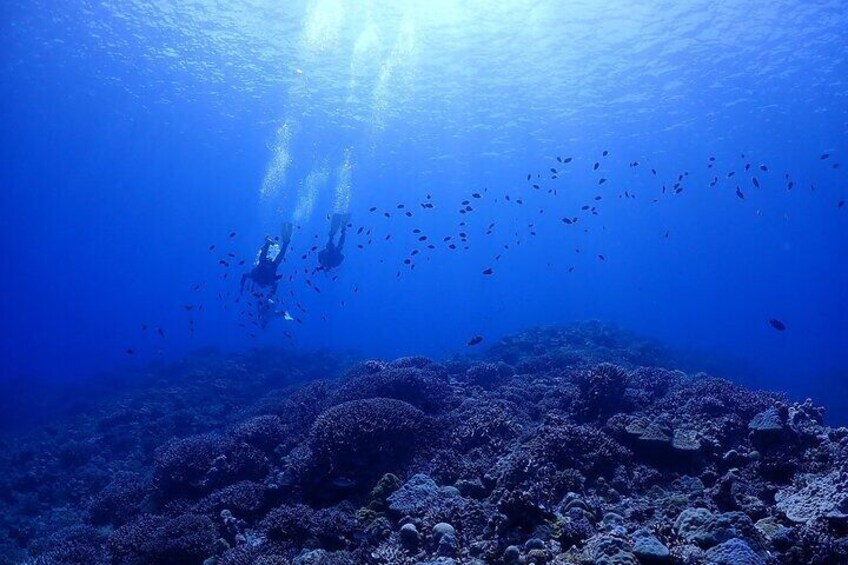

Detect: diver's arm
[259,237,273,260]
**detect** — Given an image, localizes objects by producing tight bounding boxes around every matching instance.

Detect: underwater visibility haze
[1,1,847,564]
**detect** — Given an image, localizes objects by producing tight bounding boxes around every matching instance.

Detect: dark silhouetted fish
[736,187,745,200]
[768,319,786,331]
[593,162,600,170]
[752,177,760,188]
[466,335,484,346]
[482,268,494,275]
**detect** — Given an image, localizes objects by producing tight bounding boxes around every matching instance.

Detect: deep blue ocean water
[1,1,846,421]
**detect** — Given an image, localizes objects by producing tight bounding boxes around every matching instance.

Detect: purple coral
[305,398,428,491]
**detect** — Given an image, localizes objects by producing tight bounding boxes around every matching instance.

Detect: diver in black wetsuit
[241,223,293,296]
[318,213,349,272]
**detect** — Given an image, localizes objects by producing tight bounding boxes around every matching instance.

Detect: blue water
[1,1,846,418]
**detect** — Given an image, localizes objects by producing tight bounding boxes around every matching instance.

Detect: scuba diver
[318,213,349,271]
[257,295,294,328]
[241,222,294,296]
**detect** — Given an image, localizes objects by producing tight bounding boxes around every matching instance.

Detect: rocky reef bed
[1,322,846,564]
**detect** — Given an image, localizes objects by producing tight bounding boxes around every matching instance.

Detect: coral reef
[1,323,846,564]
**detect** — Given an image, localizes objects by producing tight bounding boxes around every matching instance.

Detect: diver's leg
[276,223,293,266]
[337,228,347,252]
[329,213,341,238]
[240,273,248,295]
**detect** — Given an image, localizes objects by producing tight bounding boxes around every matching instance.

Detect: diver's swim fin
[280,222,294,243]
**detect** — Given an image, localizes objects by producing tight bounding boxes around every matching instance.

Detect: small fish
[838,200,845,208]
[526,173,532,180]
[759,164,768,172]
[602,150,609,156]
[598,178,607,184]
[564,157,573,163]
[651,168,657,175]
[482,267,494,275]
[472,192,481,199]
[126,348,135,355]
[466,335,484,346]
[752,177,760,188]
[229,231,237,238]
[369,206,377,212]
[820,153,830,160]
[736,187,745,200]
[550,168,557,174]
[593,162,600,171]
[562,217,573,225]
[598,254,606,261]
[768,319,786,331]
[208,244,216,251]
